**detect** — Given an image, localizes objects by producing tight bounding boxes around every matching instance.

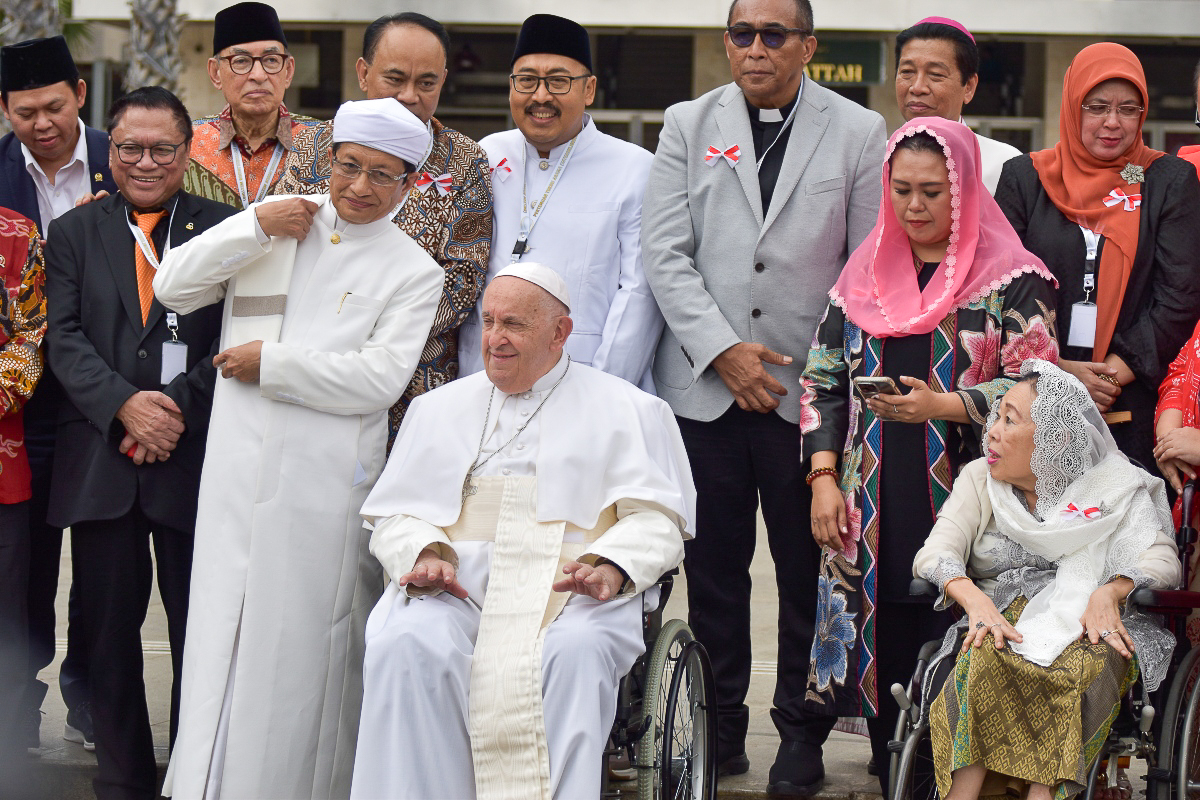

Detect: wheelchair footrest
[1147,767,1172,781]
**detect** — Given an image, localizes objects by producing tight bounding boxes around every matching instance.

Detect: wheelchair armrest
[1128,588,1200,612]
[909,578,938,598]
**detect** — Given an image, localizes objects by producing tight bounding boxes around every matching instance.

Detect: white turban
[332,99,431,169]
[493,262,571,312]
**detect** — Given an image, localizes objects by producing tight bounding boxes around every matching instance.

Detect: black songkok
[213,2,288,55]
[1,36,79,94]
[511,14,592,73]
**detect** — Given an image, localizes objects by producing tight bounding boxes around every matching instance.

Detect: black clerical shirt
[747,89,800,214]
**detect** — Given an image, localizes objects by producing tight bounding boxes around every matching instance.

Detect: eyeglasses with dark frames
[331,157,408,187]
[1080,103,1144,119]
[509,74,589,95]
[114,141,187,165]
[725,25,810,49]
[219,53,288,75]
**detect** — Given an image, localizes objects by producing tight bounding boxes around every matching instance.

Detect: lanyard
[510,132,581,263]
[755,99,801,173]
[166,312,179,341]
[1079,226,1100,302]
[126,202,178,270]
[231,140,285,208]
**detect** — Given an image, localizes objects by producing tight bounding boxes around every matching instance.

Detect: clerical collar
[746,79,803,124]
[513,352,570,396]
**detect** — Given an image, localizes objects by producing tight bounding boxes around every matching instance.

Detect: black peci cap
[511,14,592,73]
[1,36,79,94]
[213,2,288,55]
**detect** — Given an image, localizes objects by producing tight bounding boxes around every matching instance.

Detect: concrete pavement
[26,518,879,799]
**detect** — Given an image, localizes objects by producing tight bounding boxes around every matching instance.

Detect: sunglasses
[726,25,809,49]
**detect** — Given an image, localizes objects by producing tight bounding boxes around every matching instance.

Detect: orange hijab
[1030,42,1164,360]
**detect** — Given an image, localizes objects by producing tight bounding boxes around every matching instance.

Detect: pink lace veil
[830,117,1054,338]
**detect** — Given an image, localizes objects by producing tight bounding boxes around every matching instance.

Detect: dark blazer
[995,153,1200,470]
[44,190,237,529]
[0,124,118,471]
[0,124,116,231]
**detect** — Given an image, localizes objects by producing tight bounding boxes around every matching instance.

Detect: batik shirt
[0,209,46,503]
[186,104,322,209]
[798,271,1058,717]
[274,117,494,447]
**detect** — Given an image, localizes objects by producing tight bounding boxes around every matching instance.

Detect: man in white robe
[151,98,444,799]
[456,14,662,391]
[352,263,695,800]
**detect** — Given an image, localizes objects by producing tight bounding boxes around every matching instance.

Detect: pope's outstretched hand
[553,561,624,602]
[400,547,469,599]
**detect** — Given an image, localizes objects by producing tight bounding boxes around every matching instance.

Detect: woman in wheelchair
[913,360,1180,800]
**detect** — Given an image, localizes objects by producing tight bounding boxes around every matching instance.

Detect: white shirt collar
[21,117,87,180]
[503,352,570,397]
[522,114,594,164]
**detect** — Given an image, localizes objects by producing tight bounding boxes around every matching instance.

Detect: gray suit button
[755,262,765,272]
[137,349,148,359]
[751,309,761,318]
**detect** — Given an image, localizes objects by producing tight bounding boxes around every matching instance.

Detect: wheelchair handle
[909,578,938,598]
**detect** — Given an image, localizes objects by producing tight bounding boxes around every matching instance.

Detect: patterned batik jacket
[0,209,46,503]
[274,117,494,447]
[798,271,1059,717]
[186,104,323,209]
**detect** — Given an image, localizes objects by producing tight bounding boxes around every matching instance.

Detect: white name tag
[161,341,188,384]
[1068,302,1098,349]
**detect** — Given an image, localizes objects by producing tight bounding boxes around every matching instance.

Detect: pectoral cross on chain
[462,473,477,501]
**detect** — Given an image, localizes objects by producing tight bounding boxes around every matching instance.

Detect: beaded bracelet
[805,466,838,486]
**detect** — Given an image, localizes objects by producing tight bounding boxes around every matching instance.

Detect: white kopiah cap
[493,262,571,312]
[332,99,431,168]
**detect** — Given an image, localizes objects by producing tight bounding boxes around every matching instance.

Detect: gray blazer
[643,80,886,424]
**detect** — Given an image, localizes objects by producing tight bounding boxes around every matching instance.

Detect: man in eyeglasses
[186,2,321,209]
[641,0,886,795]
[455,13,663,393]
[42,86,234,800]
[274,13,494,448]
[895,17,1020,194]
[152,98,442,799]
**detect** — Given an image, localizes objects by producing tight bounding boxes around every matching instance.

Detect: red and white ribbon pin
[704,144,741,167]
[491,157,513,182]
[1103,187,1141,211]
[1061,503,1102,520]
[416,172,454,196]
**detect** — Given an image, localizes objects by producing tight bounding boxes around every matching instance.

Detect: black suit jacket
[0,124,119,474]
[995,153,1200,470]
[44,190,237,529]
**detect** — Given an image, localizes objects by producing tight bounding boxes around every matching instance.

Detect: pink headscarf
[830,117,1055,338]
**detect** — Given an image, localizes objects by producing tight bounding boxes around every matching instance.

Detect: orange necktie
[132,210,165,325]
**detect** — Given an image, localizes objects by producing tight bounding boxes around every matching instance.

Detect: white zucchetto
[332,99,431,169]
[493,262,572,312]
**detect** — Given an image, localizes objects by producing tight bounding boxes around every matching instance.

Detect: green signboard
[804,39,885,86]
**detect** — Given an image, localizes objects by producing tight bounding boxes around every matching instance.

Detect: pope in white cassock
[351,262,695,800]
[456,13,663,392]
[151,99,444,799]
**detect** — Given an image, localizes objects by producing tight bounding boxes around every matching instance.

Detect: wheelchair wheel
[1156,645,1200,800]
[659,640,717,800]
[892,721,939,800]
[636,619,716,800]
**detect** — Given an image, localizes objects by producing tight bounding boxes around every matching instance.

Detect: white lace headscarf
[983,359,1173,668]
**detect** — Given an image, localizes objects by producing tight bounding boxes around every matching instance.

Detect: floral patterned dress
[798,270,1059,717]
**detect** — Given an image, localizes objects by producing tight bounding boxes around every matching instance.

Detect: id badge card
[161,341,188,384]
[1068,302,1098,349]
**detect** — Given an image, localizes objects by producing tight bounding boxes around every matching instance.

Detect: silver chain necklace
[461,356,571,501]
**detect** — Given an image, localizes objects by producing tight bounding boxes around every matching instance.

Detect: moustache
[524,102,559,116]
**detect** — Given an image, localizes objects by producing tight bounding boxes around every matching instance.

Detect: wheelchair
[889,482,1200,800]
[600,569,718,800]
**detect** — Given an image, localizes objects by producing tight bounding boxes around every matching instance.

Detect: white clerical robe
[152,196,444,799]
[975,129,1021,195]
[457,116,664,392]
[351,356,695,800]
